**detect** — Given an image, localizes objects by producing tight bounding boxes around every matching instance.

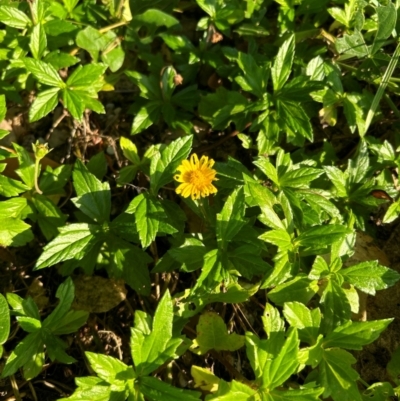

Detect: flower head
[174,153,218,200]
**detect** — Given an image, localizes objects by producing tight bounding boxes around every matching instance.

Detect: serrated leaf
[17,316,41,332]
[34,223,100,269]
[259,229,293,250]
[120,136,140,165]
[320,280,351,333]
[341,260,400,295]
[295,225,351,249]
[131,101,161,135]
[323,319,393,350]
[262,328,299,389]
[0,217,33,247]
[42,277,75,330]
[150,135,192,193]
[0,6,31,29]
[192,311,245,354]
[1,331,43,378]
[127,192,163,248]
[29,87,60,122]
[86,352,133,382]
[216,186,246,248]
[63,88,85,120]
[283,302,320,344]
[272,34,295,91]
[319,348,362,401]
[268,276,319,306]
[66,64,107,90]
[140,376,201,401]
[13,142,35,188]
[0,294,10,347]
[371,3,397,55]
[24,58,64,87]
[30,23,47,59]
[132,290,176,375]
[324,166,348,197]
[72,159,111,223]
[279,167,323,188]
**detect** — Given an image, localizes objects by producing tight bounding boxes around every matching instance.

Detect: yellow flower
[174,153,218,200]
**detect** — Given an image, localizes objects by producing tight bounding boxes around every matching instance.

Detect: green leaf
[324,166,347,197]
[86,352,133,382]
[1,331,43,378]
[30,23,47,60]
[63,88,85,120]
[34,223,100,269]
[72,159,111,223]
[127,193,163,248]
[206,379,256,401]
[323,319,393,350]
[0,217,33,247]
[341,261,400,295]
[13,142,35,189]
[31,194,67,240]
[279,167,323,189]
[235,52,267,98]
[76,26,109,61]
[199,87,249,130]
[371,3,397,55]
[140,376,201,401]
[17,316,41,332]
[320,280,351,333]
[51,310,89,335]
[336,30,369,59]
[0,294,10,353]
[87,152,108,181]
[150,135,192,193]
[29,87,60,122]
[0,94,6,122]
[272,34,295,91]
[246,181,284,230]
[0,171,29,197]
[383,200,400,224]
[268,387,324,401]
[131,101,161,134]
[66,64,107,90]
[131,290,177,375]
[283,302,320,344]
[295,225,351,249]
[277,101,313,143]
[120,136,141,165]
[262,328,299,389]
[0,6,31,29]
[44,51,79,70]
[259,229,293,250]
[268,276,319,306]
[23,58,65,87]
[192,311,245,354]
[43,277,75,330]
[134,8,179,28]
[101,45,125,72]
[319,348,362,401]
[216,187,246,248]
[0,198,30,219]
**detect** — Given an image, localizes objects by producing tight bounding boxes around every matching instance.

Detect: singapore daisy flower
[174,153,218,200]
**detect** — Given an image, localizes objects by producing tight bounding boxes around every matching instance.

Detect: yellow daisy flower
[174,153,218,200]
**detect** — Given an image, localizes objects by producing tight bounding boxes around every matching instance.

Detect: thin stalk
[34,158,43,194]
[362,41,400,136]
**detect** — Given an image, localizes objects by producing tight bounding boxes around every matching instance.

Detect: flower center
[185,170,208,187]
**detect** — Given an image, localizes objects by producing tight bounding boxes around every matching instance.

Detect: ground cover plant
[1,0,400,400]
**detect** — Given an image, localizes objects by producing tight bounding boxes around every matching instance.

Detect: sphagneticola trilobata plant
[1,0,400,400]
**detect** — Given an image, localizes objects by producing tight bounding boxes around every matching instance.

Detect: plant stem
[34,159,43,194]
